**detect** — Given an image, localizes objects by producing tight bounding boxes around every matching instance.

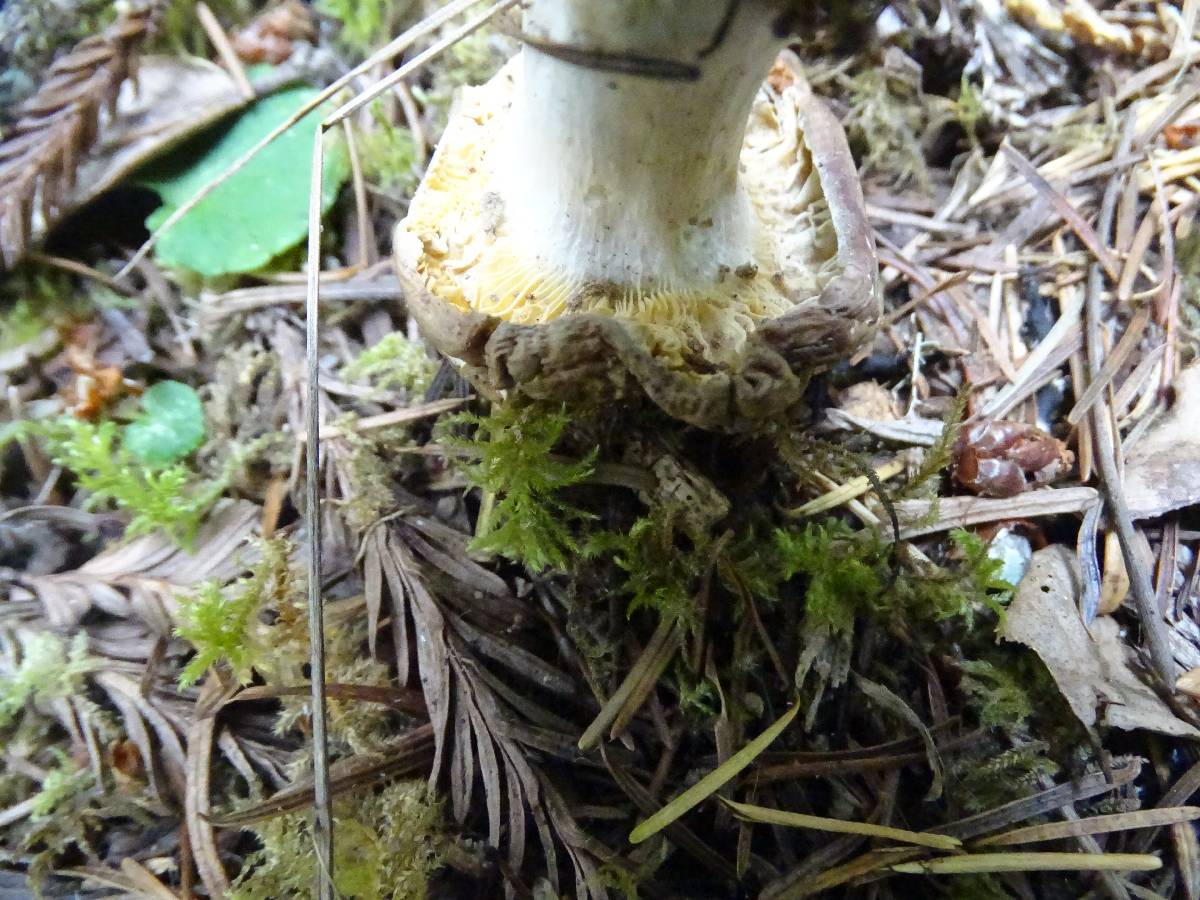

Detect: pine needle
[720,798,961,850]
[892,852,1162,875]
[629,698,800,844]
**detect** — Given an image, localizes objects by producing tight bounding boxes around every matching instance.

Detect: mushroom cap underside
[394,52,880,432]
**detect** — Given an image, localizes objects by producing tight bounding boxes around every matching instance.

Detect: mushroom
[394,1,880,431]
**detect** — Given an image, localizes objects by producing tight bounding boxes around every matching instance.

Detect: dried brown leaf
[1002,546,1199,737]
[1124,363,1200,519]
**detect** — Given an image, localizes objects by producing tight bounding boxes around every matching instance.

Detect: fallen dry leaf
[1177,667,1200,700]
[1002,546,1199,737]
[1124,364,1200,519]
[232,0,314,64]
[953,419,1074,497]
[836,381,898,422]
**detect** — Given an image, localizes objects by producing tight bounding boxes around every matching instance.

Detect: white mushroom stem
[494,0,787,290]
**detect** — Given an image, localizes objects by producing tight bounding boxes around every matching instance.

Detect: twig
[1085,265,1177,687]
[25,251,136,295]
[1000,143,1121,281]
[304,127,334,899]
[196,2,254,100]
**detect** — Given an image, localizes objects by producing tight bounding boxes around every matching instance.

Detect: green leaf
[139,86,349,276]
[124,380,206,466]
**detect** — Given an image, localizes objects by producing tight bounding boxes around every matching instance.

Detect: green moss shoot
[38,416,225,547]
[175,538,292,688]
[342,332,434,395]
[440,403,596,572]
[0,633,94,729]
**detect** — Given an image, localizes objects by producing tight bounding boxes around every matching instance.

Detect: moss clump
[952,740,1060,816]
[774,519,886,633]
[314,0,409,55]
[337,424,412,531]
[959,658,1034,730]
[769,521,1010,635]
[440,402,596,572]
[839,62,935,189]
[27,756,93,822]
[355,105,422,197]
[342,332,434,396]
[228,780,448,900]
[585,504,708,623]
[0,632,94,728]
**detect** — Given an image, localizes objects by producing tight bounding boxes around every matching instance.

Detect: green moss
[338,424,412,531]
[440,402,596,572]
[157,0,253,58]
[314,0,414,56]
[0,299,49,353]
[38,416,225,547]
[342,332,434,396]
[955,75,985,147]
[840,63,933,189]
[414,26,513,137]
[11,746,151,890]
[356,105,422,197]
[28,756,92,822]
[228,780,448,900]
[761,517,1010,637]
[951,741,1060,815]
[898,386,968,501]
[774,519,885,633]
[585,505,706,623]
[0,632,94,729]
[959,659,1034,730]
[175,538,292,688]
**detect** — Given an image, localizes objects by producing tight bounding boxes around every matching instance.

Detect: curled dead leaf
[953,419,1074,498]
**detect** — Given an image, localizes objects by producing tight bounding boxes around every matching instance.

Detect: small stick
[1085,266,1177,686]
[297,5,517,888]
[25,251,135,295]
[341,120,373,270]
[1066,304,1150,426]
[1000,143,1121,282]
[305,129,334,900]
[196,3,254,100]
[321,0,518,127]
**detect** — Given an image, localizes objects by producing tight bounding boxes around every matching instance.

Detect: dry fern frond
[363,520,613,897]
[0,2,161,271]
